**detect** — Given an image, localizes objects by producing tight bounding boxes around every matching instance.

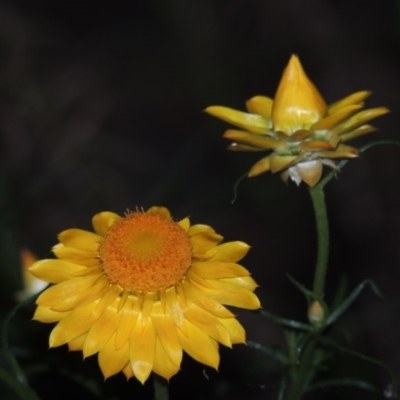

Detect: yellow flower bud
[308,300,325,329]
[272,55,327,135]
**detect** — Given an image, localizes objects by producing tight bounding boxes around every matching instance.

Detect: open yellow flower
[29,207,260,384]
[205,55,389,187]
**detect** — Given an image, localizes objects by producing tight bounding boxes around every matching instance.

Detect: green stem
[309,186,329,300]
[153,374,169,400]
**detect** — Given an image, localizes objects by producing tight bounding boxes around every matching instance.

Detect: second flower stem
[309,185,329,301]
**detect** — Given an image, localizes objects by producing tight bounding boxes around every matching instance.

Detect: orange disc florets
[99,211,192,292]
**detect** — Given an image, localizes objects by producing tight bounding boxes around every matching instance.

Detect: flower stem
[309,185,329,300]
[153,374,169,400]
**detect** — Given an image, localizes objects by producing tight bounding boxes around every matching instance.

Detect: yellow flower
[205,55,389,187]
[29,207,260,384]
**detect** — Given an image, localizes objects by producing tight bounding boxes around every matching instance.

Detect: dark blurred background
[1,0,400,399]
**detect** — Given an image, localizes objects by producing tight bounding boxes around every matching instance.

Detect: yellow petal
[115,296,140,350]
[98,333,129,379]
[223,130,280,149]
[295,160,323,187]
[140,292,156,327]
[129,317,156,384]
[122,363,135,380]
[219,318,246,344]
[188,224,216,236]
[58,229,101,252]
[47,276,108,312]
[52,245,100,267]
[228,142,266,152]
[94,284,122,315]
[220,276,258,291]
[312,104,363,131]
[152,337,180,381]
[205,106,270,134]
[191,261,249,279]
[182,279,234,318]
[297,140,334,151]
[146,206,171,219]
[316,144,359,159]
[330,107,389,136]
[177,320,219,369]
[183,301,232,347]
[328,90,371,115]
[49,300,100,347]
[29,259,86,283]
[92,212,121,236]
[164,287,186,334]
[248,156,271,177]
[197,280,260,310]
[272,55,326,134]
[68,333,87,351]
[245,95,274,120]
[201,241,250,263]
[190,232,224,254]
[32,306,69,323]
[83,299,121,357]
[151,302,182,367]
[340,124,377,142]
[177,217,190,232]
[269,154,300,173]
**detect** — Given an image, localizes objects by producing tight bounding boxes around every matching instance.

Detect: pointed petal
[340,124,377,142]
[188,224,215,236]
[200,241,250,263]
[312,104,363,130]
[146,206,171,219]
[182,279,234,318]
[129,317,156,384]
[197,280,260,310]
[205,106,270,134]
[219,318,246,344]
[191,261,250,279]
[328,91,371,115]
[52,245,100,267]
[177,217,190,232]
[177,320,220,369]
[297,140,334,151]
[151,302,182,367]
[68,333,87,351]
[33,306,69,323]
[248,156,271,177]
[98,333,130,379]
[316,144,359,158]
[92,212,121,236]
[115,296,140,350]
[152,337,180,381]
[122,363,135,380]
[223,130,280,149]
[83,299,121,357]
[330,107,389,136]
[295,160,323,187]
[246,95,274,120]
[49,300,100,347]
[190,232,224,253]
[220,276,258,291]
[228,142,266,151]
[183,301,232,347]
[29,259,87,283]
[269,154,300,173]
[58,229,101,252]
[165,286,186,334]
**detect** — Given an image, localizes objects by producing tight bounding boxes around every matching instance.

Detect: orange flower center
[99,212,192,292]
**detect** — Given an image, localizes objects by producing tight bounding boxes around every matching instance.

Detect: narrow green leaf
[247,340,288,364]
[286,274,315,302]
[320,337,397,396]
[0,365,41,400]
[308,378,379,393]
[231,173,248,204]
[326,279,383,326]
[257,309,312,331]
